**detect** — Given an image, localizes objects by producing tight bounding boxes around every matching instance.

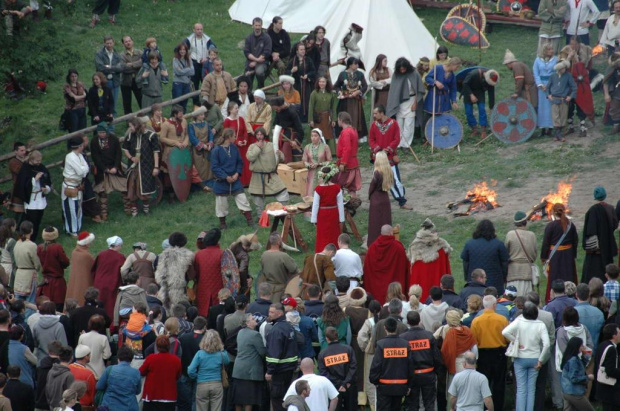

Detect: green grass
[0,2,614,298]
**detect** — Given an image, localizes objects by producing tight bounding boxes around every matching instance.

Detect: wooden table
[270,212,309,252]
[343,210,362,242]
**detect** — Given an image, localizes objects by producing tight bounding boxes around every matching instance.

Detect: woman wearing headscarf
[310,164,344,253]
[541,203,579,302]
[92,236,125,320]
[560,336,595,411]
[302,128,332,198]
[37,227,70,312]
[408,218,453,302]
[435,308,477,403]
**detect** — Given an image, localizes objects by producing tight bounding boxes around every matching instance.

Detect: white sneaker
[358,136,367,143]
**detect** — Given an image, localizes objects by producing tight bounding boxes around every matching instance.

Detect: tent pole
[431,36,438,154]
[477,0,482,63]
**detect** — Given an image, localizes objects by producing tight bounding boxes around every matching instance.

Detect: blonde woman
[188,329,230,411]
[367,151,394,247]
[407,284,427,313]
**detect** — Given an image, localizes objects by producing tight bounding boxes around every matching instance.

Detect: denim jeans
[67,107,87,132]
[177,374,197,411]
[464,102,488,127]
[172,82,191,112]
[514,357,539,411]
[106,81,119,116]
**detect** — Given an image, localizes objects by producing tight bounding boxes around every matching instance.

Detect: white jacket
[502,317,551,363]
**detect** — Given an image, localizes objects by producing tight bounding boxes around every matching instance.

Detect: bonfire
[447,180,501,216]
[527,177,575,221]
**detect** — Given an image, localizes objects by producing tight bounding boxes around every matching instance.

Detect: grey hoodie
[555,324,593,372]
[113,284,149,326]
[32,315,68,365]
[45,363,74,409]
[420,302,449,333]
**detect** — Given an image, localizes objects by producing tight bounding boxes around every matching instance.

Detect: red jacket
[336,127,359,170]
[139,352,182,402]
[369,118,400,163]
[69,363,97,406]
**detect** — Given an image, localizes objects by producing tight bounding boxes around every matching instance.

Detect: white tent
[228,0,437,79]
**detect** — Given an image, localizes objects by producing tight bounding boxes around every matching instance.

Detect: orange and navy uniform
[317,341,357,389]
[369,335,413,396]
[400,326,443,384]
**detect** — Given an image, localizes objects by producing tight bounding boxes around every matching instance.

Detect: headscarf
[441,325,477,374]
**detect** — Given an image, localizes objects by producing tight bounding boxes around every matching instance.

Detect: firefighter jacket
[400,326,443,384]
[317,341,357,388]
[265,315,299,374]
[369,335,412,396]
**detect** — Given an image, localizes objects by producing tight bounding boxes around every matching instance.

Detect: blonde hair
[466,294,483,313]
[199,329,223,353]
[218,288,231,301]
[408,285,423,309]
[446,57,462,67]
[28,150,42,162]
[164,317,180,335]
[374,151,394,191]
[540,43,555,58]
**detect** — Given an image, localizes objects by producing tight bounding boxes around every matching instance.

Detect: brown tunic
[512,61,538,108]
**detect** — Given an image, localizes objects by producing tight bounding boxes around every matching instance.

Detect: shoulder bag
[597,343,618,386]
[505,318,520,358]
[514,230,540,286]
[542,221,572,277]
[220,352,229,388]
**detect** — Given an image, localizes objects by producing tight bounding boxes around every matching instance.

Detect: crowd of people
[3,3,620,410]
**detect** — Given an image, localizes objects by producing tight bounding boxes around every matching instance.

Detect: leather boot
[219,217,227,230]
[244,211,256,227]
[470,125,479,137]
[480,126,487,140]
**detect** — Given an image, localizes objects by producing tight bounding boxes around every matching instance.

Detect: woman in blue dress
[533,44,557,136]
[424,57,461,116]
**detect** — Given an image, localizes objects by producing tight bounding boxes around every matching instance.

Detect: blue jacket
[561,355,589,396]
[575,302,604,355]
[298,314,318,359]
[97,362,142,411]
[461,237,509,295]
[8,340,34,387]
[544,296,577,329]
[265,316,299,374]
[211,144,244,195]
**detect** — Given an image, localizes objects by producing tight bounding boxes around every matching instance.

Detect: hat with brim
[514,211,527,224]
[77,232,95,246]
[484,69,499,86]
[279,75,295,85]
[42,227,59,242]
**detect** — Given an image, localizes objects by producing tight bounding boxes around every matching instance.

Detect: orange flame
[542,178,573,216]
[466,180,500,208]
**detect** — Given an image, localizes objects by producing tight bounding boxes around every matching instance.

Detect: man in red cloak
[194,228,224,316]
[92,236,126,321]
[408,218,452,302]
[363,224,409,305]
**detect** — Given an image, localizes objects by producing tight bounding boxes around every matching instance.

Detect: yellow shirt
[470,310,509,349]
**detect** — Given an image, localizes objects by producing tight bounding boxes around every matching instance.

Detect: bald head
[381,225,393,236]
[464,351,477,367]
[300,358,315,374]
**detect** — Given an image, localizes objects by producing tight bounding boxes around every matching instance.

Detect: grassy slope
[0,2,612,295]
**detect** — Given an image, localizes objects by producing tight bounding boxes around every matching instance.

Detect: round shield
[490,97,537,144]
[425,113,463,149]
[447,3,486,31]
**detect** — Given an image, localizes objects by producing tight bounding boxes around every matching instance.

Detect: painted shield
[497,0,530,14]
[424,113,463,149]
[447,4,486,32]
[440,16,490,49]
[490,97,537,144]
[168,147,192,202]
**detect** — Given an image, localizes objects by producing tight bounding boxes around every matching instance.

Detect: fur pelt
[155,246,195,313]
[407,229,452,264]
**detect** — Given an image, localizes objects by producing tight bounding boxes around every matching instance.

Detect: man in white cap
[92,236,126,321]
[504,49,538,108]
[247,89,272,134]
[69,345,97,408]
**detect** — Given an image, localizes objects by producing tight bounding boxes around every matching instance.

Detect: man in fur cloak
[407,218,453,302]
[155,232,196,315]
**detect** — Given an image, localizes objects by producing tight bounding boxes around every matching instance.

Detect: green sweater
[317,317,351,350]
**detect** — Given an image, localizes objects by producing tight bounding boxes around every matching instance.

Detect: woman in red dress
[311,164,345,253]
[223,101,254,187]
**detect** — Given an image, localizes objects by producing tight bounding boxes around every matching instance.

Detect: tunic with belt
[308,90,338,141]
[246,142,286,197]
[511,61,538,108]
[247,102,272,134]
[194,245,223,316]
[188,120,214,182]
[533,56,557,128]
[62,152,90,202]
[541,220,579,302]
[13,240,41,298]
[311,184,345,253]
[92,249,125,321]
[224,116,253,187]
[37,243,70,305]
[302,142,332,198]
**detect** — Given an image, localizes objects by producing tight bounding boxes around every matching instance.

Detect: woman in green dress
[308,76,338,155]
